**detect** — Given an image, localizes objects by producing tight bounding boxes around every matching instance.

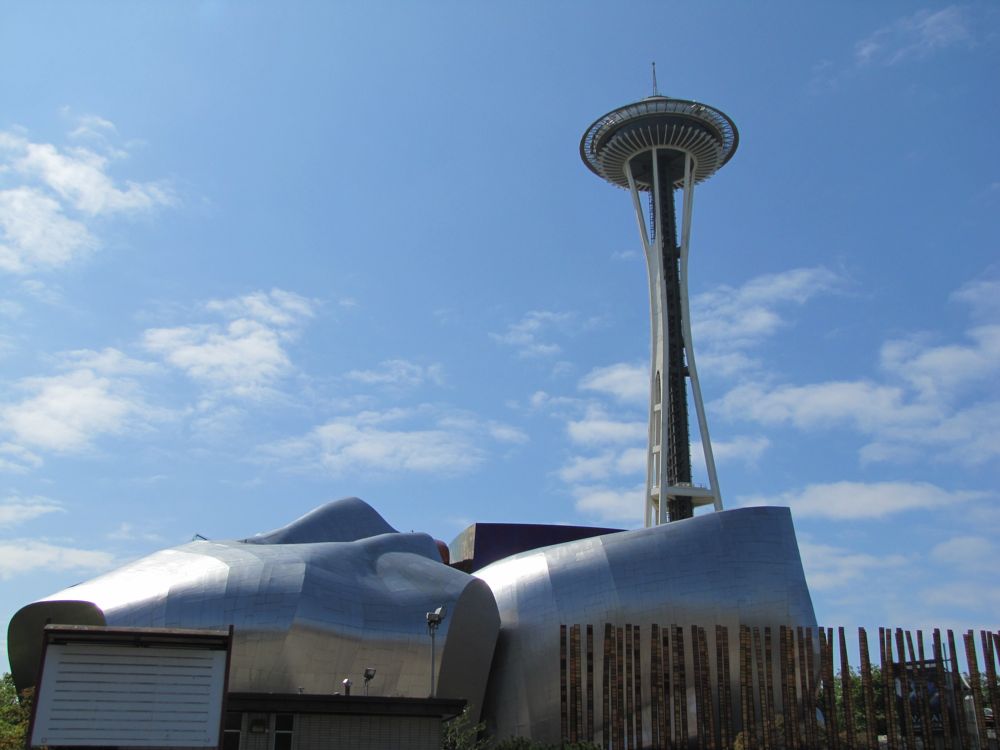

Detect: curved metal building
[476,506,816,743]
[8,498,500,717]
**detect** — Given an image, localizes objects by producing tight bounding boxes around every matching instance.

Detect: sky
[1,2,998,670]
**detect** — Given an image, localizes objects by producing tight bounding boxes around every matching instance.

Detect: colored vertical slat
[964,630,988,749]
[797,627,811,750]
[805,628,818,749]
[569,625,583,742]
[818,628,831,750]
[839,627,855,750]
[779,627,796,750]
[763,627,776,750]
[663,627,673,750]
[753,627,769,750]
[634,625,643,749]
[931,630,955,750]
[895,629,916,750]
[702,627,716,750]
[561,624,569,742]
[617,626,625,750]
[981,629,1000,750]
[718,625,733,750]
[674,625,688,749]
[588,624,595,743]
[604,624,612,750]
[881,628,898,750]
[740,625,755,750]
[823,628,840,750]
[947,630,971,750]
[693,625,706,750]
[907,631,932,746]
[625,624,634,750]
[858,628,877,750]
[651,624,661,750]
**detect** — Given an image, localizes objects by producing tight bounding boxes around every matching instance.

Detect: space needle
[580,75,738,526]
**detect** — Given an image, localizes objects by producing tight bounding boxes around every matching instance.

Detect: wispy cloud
[0,187,95,273]
[491,310,573,358]
[0,538,114,580]
[0,494,63,527]
[579,362,646,404]
[798,540,907,590]
[567,406,645,446]
[572,483,642,524]
[264,405,523,477]
[0,365,162,454]
[737,480,984,520]
[717,275,1000,467]
[0,117,172,274]
[0,442,42,473]
[692,266,842,351]
[345,359,444,388]
[855,6,972,67]
[930,535,995,573]
[144,289,316,399]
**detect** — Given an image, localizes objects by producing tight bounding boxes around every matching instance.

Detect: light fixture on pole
[362,667,376,696]
[341,677,352,696]
[426,606,446,696]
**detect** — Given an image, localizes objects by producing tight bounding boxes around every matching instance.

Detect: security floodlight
[363,667,376,696]
[426,606,447,695]
[341,677,352,696]
[426,606,446,627]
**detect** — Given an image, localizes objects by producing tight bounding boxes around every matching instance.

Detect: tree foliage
[0,673,31,750]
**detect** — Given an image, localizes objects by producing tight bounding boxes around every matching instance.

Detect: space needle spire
[580,88,738,526]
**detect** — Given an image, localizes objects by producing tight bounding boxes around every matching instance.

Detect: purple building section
[449,522,624,573]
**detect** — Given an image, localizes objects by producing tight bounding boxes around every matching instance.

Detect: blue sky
[1,2,998,669]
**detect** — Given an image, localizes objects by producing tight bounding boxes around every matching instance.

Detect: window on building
[273,714,294,750]
[223,712,242,750]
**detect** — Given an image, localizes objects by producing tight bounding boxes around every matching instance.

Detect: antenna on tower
[651,62,659,96]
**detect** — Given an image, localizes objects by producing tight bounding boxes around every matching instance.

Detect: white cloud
[572,483,642,524]
[0,494,63,527]
[487,422,529,444]
[491,310,572,357]
[0,187,95,273]
[14,139,172,215]
[920,582,1000,611]
[558,452,616,483]
[205,289,316,328]
[144,290,317,398]
[692,267,841,349]
[106,522,162,543]
[880,325,1000,401]
[953,278,1000,321]
[855,6,971,67]
[265,406,519,477]
[0,539,114,579]
[715,380,931,433]
[579,362,647,404]
[930,535,995,573]
[1,368,159,453]
[144,319,291,396]
[567,407,645,446]
[0,118,172,274]
[60,347,159,376]
[0,442,42,473]
[346,359,445,388]
[710,435,770,466]
[798,540,907,590]
[737,480,983,520]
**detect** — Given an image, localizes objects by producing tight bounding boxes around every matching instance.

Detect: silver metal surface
[8,498,500,718]
[475,506,817,743]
